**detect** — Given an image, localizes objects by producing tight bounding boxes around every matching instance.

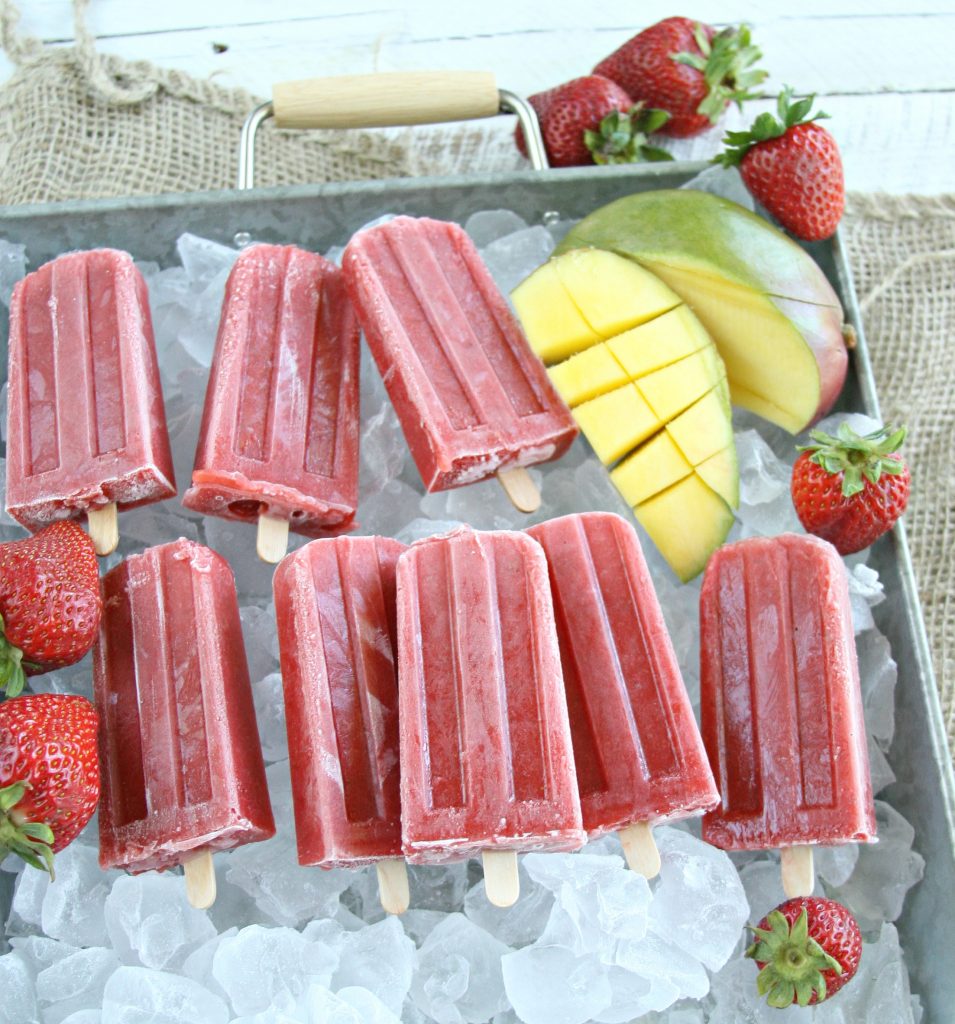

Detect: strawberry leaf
[585,105,675,165]
[673,22,767,123]
[714,85,830,166]
[797,423,908,498]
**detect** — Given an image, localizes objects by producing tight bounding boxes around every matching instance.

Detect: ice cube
[104,873,216,971]
[253,672,289,763]
[411,913,511,1024]
[180,927,237,1004]
[831,802,925,931]
[0,951,38,1024]
[816,842,861,888]
[463,861,554,947]
[241,603,282,683]
[56,1011,103,1024]
[330,917,414,1016]
[734,429,791,506]
[7,934,78,975]
[358,479,431,538]
[0,239,27,307]
[359,404,408,498]
[867,736,897,795]
[856,628,897,751]
[466,210,529,248]
[813,924,917,1023]
[36,946,120,1024]
[706,955,813,1024]
[501,945,611,1024]
[738,860,789,923]
[176,233,240,283]
[211,924,339,1017]
[7,863,49,934]
[41,844,118,948]
[648,827,749,972]
[202,514,277,599]
[847,562,885,634]
[338,986,403,1024]
[101,965,230,1024]
[481,225,554,296]
[408,861,471,912]
[401,909,448,947]
[226,762,352,927]
[297,985,362,1023]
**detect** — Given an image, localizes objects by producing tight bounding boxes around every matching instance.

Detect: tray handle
[238,71,548,189]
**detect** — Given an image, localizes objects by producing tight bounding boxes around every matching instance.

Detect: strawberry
[0,521,102,697]
[791,422,910,555]
[515,75,672,168]
[716,87,845,241]
[0,693,100,874]
[593,18,766,138]
[747,897,862,1007]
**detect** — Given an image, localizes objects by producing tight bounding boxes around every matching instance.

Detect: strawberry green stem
[672,23,767,123]
[797,423,907,497]
[714,85,830,167]
[0,781,55,876]
[746,908,842,1008]
[584,105,674,165]
[0,617,27,698]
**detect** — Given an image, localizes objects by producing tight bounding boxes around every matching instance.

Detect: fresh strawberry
[0,521,102,697]
[0,693,100,874]
[593,18,766,137]
[747,897,862,1007]
[515,75,671,167]
[791,422,910,555]
[716,87,845,240]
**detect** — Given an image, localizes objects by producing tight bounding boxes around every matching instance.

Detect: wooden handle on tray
[272,71,500,129]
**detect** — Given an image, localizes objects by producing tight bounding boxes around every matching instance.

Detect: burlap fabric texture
[0,4,953,749]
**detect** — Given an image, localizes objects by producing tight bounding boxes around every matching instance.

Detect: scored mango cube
[665,386,734,466]
[547,343,629,407]
[611,431,693,507]
[573,384,661,465]
[607,305,711,379]
[511,260,601,363]
[636,345,724,421]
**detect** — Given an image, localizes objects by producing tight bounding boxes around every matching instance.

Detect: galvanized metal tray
[0,162,951,1020]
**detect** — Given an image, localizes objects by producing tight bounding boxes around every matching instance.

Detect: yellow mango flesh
[611,432,693,507]
[634,474,735,582]
[547,344,629,407]
[695,445,740,509]
[607,305,711,378]
[553,247,681,337]
[635,346,724,422]
[511,260,600,363]
[572,384,662,465]
[666,387,734,467]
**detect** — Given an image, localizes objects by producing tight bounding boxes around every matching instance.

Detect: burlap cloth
[1,4,953,751]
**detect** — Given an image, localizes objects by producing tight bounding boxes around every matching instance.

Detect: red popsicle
[397,527,584,906]
[183,244,360,562]
[94,539,275,907]
[273,535,407,913]
[699,533,877,897]
[527,512,719,876]
[342,216,577,512]
[6,249,176,554]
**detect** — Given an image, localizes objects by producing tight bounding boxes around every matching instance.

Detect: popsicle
[6,248,176,555]
[397,527,584,907]
[527,512,719,877]
[342,216,577,512]
[183,243,361,562]
[273,535,407,914]
[699,533,877,897]
[94,538,275,907]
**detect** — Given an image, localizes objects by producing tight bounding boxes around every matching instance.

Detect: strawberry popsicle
[699,533,877,897]
[527,512,719,877]
[397,527,584,907]
[183,244,360,563]
[94,539,275,907]
[6,249,176,555]
[342,216,577,512]
[273,534,407,914]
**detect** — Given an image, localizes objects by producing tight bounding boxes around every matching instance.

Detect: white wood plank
[12,1,955,43]
[28,13,952,99]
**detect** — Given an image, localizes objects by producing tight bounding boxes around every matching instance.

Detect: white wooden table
[3,1,953,195]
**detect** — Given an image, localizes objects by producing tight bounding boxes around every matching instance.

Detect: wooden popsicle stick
[780,845,815,898]
[87,503,119,556]
[376,858,410,915]
[618,821,662,878]
[256,513,290,563]
[183,850,217,909]
[496,467,541,513]
[482,849,520,907]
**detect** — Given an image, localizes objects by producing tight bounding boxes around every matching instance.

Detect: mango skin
[556,190,848,431]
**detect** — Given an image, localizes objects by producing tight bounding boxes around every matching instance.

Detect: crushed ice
[0,199,926,1021]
